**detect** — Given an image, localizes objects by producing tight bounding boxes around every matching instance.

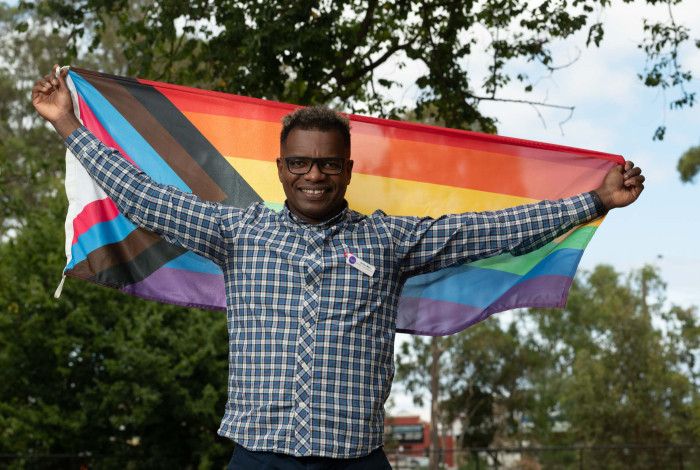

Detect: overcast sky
[387,1,700,419]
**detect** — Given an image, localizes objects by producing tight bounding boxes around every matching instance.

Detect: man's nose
[304,161,326,180]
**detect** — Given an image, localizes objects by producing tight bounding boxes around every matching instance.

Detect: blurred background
[1,1,698,468]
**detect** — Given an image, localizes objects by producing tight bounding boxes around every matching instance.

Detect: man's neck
[285,202,348,226]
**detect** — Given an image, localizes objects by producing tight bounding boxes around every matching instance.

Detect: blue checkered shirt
[66,127,603,458]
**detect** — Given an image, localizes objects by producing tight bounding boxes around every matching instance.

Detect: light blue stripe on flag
[67,214,136,270]
[163,252,223,275]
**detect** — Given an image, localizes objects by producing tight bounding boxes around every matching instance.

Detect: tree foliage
[677,145,700,183]
[395,265,700,467]
[0,3,232,467]
[16,0,699,136]
[0,188,232,468]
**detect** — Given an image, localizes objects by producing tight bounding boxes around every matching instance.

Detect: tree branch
[469,93,575,112]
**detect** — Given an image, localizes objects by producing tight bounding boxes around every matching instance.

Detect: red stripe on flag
[144,79,623,165]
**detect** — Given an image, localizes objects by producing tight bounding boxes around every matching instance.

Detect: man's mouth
[300,188,327,196]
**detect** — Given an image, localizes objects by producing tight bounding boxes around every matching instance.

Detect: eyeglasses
[282,156,347,175]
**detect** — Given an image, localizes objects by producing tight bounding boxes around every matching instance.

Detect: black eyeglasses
[282,156,347,175]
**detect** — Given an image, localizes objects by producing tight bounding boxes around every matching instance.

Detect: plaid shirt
[66,127,603,458]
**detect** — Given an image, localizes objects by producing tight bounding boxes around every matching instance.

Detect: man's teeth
[301,189,324,194]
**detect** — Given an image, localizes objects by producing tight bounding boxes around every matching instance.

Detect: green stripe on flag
[469,226,597,275]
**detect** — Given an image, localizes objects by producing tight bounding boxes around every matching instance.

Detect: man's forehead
[281,128,350,157]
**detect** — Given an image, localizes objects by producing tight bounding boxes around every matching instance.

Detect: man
[33,65,644,469]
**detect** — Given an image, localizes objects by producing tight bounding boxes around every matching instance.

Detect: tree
[0,4,66,237]
[18,0,698,136]
[396,265,700,468]
[527,265,700,468]
[0,189,232,468]
[0,4,232,467]
[677,145,700,183]
[396,321,539,468]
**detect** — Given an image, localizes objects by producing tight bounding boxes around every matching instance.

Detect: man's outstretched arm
[33,65,239,265]
[389,159,644,277]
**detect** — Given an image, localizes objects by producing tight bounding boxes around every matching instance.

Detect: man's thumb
[56,66,69,88]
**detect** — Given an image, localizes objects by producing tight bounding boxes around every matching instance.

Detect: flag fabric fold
[62,67,623,335]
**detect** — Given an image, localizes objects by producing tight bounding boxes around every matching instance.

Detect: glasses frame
[281,156,348,175]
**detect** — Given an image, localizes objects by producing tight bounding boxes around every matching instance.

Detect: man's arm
[33,65,239,265]
[388,163,644,277]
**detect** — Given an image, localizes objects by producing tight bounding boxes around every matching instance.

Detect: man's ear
[345,159,353,184]
[276,158,284,182]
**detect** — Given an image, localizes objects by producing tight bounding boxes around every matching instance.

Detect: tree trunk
[429,337,441,470]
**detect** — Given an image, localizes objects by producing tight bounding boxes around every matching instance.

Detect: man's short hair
[280,106,351,150]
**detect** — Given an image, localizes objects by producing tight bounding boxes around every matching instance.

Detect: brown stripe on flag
[80,73,228,202]
[66,228,184,285]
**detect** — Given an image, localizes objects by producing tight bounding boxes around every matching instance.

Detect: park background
[0,0,698,469]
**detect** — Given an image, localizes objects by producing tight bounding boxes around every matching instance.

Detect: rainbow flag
[62,67,622,335]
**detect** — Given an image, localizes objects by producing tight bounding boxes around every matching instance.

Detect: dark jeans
[227,444,393,470]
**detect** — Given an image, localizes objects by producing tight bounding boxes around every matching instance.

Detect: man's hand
[32,64,81,138]
[594,161,645,211]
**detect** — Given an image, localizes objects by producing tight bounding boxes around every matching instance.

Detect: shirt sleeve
[65,126,241,265]
[385,194,603,277]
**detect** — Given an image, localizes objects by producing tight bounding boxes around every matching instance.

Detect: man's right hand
[32,64,81,138]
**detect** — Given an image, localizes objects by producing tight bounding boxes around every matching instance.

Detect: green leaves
[677,145,700,183]
[0,198,232,466]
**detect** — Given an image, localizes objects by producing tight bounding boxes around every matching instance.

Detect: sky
[385,1,700,419]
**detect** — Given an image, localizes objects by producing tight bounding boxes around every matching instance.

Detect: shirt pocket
[322,243,386,322]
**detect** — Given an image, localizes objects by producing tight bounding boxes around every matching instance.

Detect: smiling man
[33,65,644,470]
[277,110,353,225]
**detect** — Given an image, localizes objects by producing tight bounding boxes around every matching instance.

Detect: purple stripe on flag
[397,297,484,336]
[483,275,573,314]
[121,267,226,310]
[397,274,573,336]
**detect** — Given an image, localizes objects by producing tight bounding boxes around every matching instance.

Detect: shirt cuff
[588,191,608,217]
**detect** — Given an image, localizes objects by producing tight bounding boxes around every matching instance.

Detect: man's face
[277,128,353,224]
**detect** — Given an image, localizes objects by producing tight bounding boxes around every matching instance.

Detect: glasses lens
[286,158,313,174]
[318,159,344,175]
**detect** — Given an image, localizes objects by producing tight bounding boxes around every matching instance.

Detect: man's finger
[57,67,68,87]
[624,175,645,187]
[624,167,641,179]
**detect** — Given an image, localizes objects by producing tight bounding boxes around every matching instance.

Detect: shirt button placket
[292,232,323,455]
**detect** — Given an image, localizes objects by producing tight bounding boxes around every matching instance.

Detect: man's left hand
[594,161,645,211]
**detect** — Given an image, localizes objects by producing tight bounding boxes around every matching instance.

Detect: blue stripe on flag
[521,247,584,280]
[402,248,583,308]
[163,251,223,275]
[66,214,136,270]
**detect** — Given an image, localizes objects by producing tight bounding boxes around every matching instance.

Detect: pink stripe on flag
[77,95,139,167]
[71,198,120,244]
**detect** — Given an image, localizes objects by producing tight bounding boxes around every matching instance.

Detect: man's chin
[293,203,342,224]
